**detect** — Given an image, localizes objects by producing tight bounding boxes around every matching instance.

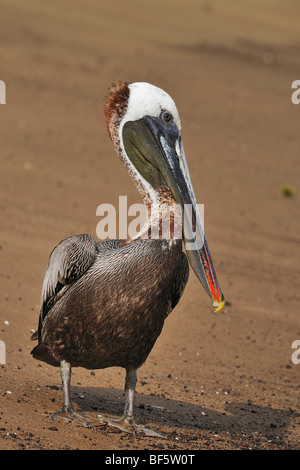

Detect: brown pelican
[31,81,225,437]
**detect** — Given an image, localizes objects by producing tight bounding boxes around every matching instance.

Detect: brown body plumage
[32,237,188,370]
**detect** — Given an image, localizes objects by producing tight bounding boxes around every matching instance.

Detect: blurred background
[0,0,299,450]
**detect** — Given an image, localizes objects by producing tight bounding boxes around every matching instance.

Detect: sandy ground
[0,0,299,451]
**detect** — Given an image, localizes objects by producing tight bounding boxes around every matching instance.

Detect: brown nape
[104,81,130,139]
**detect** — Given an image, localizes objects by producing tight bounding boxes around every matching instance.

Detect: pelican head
[105,81,225,312]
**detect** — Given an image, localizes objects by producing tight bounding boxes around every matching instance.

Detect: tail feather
[31,343,60,367]
[30,330,38,341]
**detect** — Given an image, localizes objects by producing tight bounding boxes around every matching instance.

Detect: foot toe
[96,414,165,438]
[50,408,95,427]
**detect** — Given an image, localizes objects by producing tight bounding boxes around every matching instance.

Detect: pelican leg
[50,360,95,427]
[97,367,165,438]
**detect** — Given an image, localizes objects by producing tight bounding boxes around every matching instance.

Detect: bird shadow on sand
[51,383,299,440]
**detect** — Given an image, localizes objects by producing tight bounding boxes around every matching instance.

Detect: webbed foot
[96,414,165,438]
[50,407,96,428]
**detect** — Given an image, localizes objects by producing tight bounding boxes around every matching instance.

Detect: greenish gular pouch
[122,119,166,190]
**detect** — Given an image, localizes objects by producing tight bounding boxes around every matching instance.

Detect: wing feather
[32,234,97,341]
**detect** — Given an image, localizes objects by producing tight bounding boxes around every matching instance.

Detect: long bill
[122,116,225,312]
[158,132,225,313]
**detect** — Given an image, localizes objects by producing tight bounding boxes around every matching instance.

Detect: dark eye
[161,110,172,124]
